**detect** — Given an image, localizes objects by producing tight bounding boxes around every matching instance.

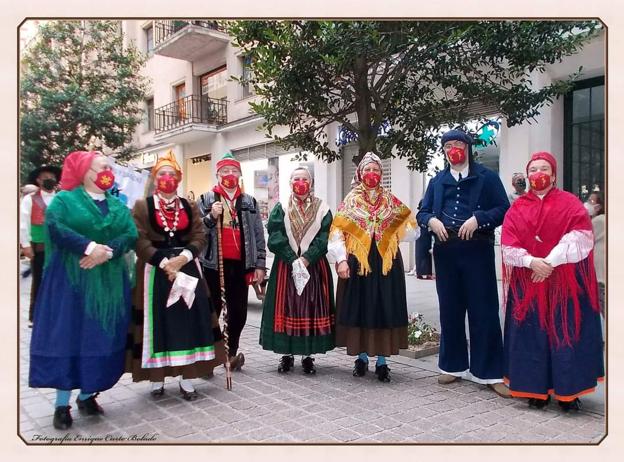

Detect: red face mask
[292,179,310,196]
[447,146,466,165]
[528,172,552,191]
[220,174,239,189]
[157,174,179,194]
[93,170,115,191]
[362,171,381,188]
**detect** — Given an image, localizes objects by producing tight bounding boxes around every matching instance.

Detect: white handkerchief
[166,271,199,309]
[292,258,310,296]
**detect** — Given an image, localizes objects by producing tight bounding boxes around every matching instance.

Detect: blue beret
[441,129,473,147]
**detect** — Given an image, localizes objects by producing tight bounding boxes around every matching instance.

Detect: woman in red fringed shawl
[501,151,603,412]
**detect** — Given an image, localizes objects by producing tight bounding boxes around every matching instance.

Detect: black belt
[152,244,187,259]
[434,228,494,244]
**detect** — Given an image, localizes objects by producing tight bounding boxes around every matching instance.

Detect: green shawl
[43,186,138,332]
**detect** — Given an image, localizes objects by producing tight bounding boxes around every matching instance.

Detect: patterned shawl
[331,182,414,276]
[287,195,322,249]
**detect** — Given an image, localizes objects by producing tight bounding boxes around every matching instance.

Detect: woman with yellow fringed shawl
[329,152,418,382]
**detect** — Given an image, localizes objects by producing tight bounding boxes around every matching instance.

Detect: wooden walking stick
[217,214,233,390]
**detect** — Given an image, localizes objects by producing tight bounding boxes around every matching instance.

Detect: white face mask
[584,201,597,217]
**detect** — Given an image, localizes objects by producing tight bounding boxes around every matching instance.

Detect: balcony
[153,20,229,61]
[154,95,227,143]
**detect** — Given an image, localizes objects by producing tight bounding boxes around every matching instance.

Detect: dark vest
[440,174,474,229]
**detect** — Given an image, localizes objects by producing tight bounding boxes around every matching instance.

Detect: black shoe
[76,393,103,415]
[528,396,551,409]
[353,358,368,377]
[278,355,294,373]
[375,364,391,382]
[558,398,582,412]
[301,356,316,374]
[150,385,165,398]
[179,384,198,401]
[229,352,245,371]
[53,406,73,430]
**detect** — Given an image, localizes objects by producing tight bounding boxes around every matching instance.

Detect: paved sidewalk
[18,266,605,444]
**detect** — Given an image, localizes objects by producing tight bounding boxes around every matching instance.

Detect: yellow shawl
[330,183,415,276]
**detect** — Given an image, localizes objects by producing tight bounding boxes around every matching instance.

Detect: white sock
[151,381,164,391]
[179,378,195,392]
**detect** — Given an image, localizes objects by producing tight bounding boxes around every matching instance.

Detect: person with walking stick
[199,152,267,372]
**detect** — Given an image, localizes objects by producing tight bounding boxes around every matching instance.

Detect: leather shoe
[53,406,73,430]
[488,382,512,398]
[438,374,461,385]
[229,352,245,371]
[353,358,368,377]
[76,393,104,415]
[179,384,198,401]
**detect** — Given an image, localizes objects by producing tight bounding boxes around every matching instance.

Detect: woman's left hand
[163,256,187,281]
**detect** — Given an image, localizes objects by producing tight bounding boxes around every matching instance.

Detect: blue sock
[55,390,71,407]
[376,355,387,366]
[358,352,369,363]
[78,391,93,401]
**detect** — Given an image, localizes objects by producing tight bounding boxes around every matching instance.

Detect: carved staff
[217,215,233,390]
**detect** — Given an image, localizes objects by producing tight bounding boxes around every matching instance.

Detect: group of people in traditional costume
[24,128,604,432]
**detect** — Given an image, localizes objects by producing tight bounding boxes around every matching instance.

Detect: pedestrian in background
[19,165,61,326]
[508,172,527,204]
[586,191,605,316]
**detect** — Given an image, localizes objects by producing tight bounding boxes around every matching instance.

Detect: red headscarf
[526,151,557,177]
[59,151,98,191]
[502,151,599,347]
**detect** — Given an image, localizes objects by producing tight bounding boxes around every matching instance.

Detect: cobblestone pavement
[18,266,605,444]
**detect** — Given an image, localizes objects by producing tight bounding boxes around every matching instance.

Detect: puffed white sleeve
[543,230,594,267]
[401,218,420,242]
[327,229,347,264]
[502,245,534,268]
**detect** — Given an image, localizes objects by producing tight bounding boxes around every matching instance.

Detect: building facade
[123,20,605,269]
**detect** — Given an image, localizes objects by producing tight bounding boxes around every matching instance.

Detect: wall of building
[124,20,605,273]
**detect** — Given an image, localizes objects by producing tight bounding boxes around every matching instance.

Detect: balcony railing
[154,95,227,135]
[154,20,224,47]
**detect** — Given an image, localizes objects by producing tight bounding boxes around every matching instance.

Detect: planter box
[399,344,440,359]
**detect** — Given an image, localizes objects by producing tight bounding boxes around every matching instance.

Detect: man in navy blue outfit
[416,129,510,397]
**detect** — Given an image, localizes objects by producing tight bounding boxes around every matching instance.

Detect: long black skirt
[336,243,409,356]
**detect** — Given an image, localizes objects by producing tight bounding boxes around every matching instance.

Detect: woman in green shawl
[29,151,137,430]
[260,167,335,374]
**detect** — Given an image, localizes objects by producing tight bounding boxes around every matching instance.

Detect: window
[564,77,605,199]
[145,97,154,132]
[241,55,255,99]
[145,25,154,55]
[200,66,227,101]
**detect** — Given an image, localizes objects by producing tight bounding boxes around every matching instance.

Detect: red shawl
[501,187,599,347]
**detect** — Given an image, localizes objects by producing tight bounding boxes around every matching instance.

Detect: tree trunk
[352,55,377,166]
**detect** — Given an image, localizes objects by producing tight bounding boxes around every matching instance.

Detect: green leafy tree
[228,20,600,170]
[20,20,148,181]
